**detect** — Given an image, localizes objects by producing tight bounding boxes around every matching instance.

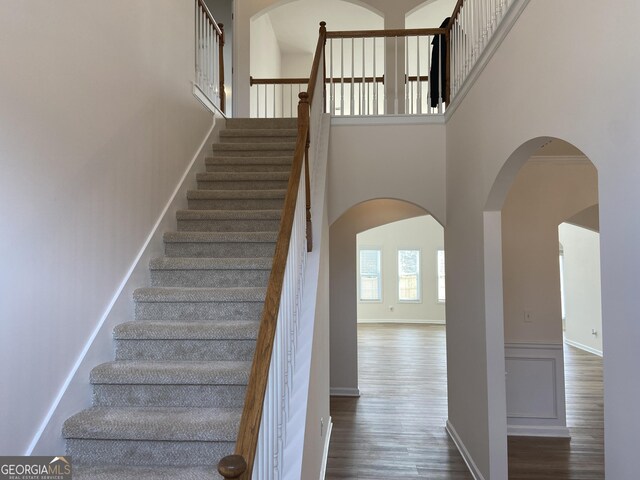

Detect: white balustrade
[195,0,224,112]
[450,0,514,99]
[252,164,307,480]
[250,81,308,118]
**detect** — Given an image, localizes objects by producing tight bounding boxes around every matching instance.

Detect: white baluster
[416,36,422,114]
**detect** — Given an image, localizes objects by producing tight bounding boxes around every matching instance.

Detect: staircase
[63,118,298,479]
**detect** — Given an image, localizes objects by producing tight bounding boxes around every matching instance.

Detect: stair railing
[250,77,309,118]
[195,0,225,113]
[218,21,327,480]
[447,0,515,100]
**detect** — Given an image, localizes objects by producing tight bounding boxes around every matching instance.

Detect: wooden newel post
[298,92,312,252]
[218,454,246,479]
[219,23,226,114]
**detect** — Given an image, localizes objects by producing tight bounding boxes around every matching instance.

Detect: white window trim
[397,248,422,303]
[358,246,383,303]
[437,249,446,304]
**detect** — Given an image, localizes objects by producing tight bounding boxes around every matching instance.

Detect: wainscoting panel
[505,343,570,437]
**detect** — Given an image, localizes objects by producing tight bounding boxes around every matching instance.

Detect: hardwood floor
[326,324,472,480]
[326,324,604,480]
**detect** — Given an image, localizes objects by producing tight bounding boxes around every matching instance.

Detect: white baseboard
[357,318,445,325]
[445,420,485,480]
[319,416,333,480]
[507,424,571,438]
[564,338,603,357]
[330,387,360,397]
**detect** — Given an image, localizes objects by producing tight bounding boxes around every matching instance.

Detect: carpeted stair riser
[225,118,297,129]
[73,465,221,480]
[219,128,297,143]
[134,301,264,322]
[164,241,276,258]
[67,439,234,467]
[176,210,282,233]
[151,269,270,288]
[149,257,272,288]
[115,339,256,361]
[93,384,246,408]
[205,156,293,173]
[197,179,289,190]
[177,218,281,232]
[210,144,295,158]
[187,197,284,210]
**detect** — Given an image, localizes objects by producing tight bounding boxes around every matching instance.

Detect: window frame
[437,249,446,304]
[358,247,383,303]
[397,248,422,303]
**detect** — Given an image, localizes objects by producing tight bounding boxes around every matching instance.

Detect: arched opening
[326,198,468,476]
[485,138,604,478]
[250,0,383,116]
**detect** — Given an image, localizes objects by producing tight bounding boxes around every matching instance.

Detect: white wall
[406,0,458,28]
[281,53,314,77]
[250,13,282,117]
[445,0,640,477]
[357,215,445,323]
[502,159,598,344]
[559,223,603,355]
[0,0,213,455]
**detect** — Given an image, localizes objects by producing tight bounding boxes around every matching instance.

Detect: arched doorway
[485,138,604,479]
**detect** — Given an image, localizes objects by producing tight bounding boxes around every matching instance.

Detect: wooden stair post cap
[218,454,247,479]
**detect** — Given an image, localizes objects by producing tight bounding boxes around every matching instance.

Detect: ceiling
[263,0,457,56]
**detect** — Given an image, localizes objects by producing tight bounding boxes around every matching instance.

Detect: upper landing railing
[195,0,225,113]
[250,0,517,118]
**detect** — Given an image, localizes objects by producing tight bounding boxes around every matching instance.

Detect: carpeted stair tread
[211,142,295,151]
[163,231,277,243]
[133,287,266,303]
[196,172,289,182]
[176,209,281,221]
[114,320,259,340]
[63,406,240,441]
[187,189,285,200]
[73,465,219,480]
[150,257,272,270]
[90,361,250,385]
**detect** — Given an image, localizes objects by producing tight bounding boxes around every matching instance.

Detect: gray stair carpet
[63,118,296,477]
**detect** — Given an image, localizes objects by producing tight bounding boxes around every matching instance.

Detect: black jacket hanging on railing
[430,17,450,108]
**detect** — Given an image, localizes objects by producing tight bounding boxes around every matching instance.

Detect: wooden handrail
[197,0,223,36]
[326,27,447,39]
[307,22,328,105]
[252,75,384,85]
[448,0,465,32]
[250,76,309,86]
[218,21,327,480]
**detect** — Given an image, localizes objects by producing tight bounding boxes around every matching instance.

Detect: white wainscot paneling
[505,344,570,438]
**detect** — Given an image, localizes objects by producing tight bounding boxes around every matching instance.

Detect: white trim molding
[319,417,333,480]
[331,113,445,126]
[330,387,361,397]
[445,420,486,480]
[357,318,445,325]
[564,338,603,357]
[505,343,570,438]
[508,424,571,438]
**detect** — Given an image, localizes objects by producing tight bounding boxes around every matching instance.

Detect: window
[398,249,421,302]
[437,249,446,303]
[359,248,382,301]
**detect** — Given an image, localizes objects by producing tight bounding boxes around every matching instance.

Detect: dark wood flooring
[326,324,604,480]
